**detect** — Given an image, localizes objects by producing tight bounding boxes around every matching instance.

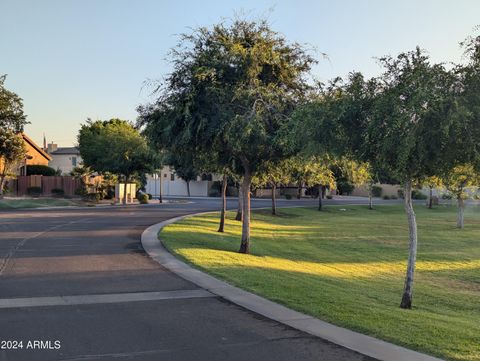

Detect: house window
[71,157,77,166]
[170,174,175,181]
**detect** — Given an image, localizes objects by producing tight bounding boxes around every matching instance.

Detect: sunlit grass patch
[161,204,480,361]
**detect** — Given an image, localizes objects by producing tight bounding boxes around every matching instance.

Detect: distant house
[17,134,52,175]
[47,144,82,175]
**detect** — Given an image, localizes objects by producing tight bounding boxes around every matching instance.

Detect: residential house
[47,144,82,175]
[17,134,52,175]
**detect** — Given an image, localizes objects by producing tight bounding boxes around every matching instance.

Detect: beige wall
[351,183,402,198]
[49,154,82,175]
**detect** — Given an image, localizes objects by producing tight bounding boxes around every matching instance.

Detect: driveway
[0,197,379,361]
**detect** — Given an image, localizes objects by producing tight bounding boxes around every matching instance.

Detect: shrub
[371,185,383,197]
[83,192,100,203]
[27,186,42,197]
[138,193,149,204]
[397,189,404,199]
[284,194,292,200]
[326,195,333,199]
[412,189,428,200]
[147,193,153,200]
[337,180,354,195]
[382,195,390,200]
[390,195,398,200]
[26,165,57,176]
[51,188,64,197]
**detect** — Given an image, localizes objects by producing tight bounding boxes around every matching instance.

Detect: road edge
[141,211,444,361]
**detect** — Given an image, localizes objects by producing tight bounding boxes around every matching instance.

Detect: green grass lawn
[161,204,480,361]
[0,198,82,209]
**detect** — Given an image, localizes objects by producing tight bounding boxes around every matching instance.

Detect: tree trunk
[457,196,465,229]
[297,183,302,199]
[159,174,163,203]
[218,174,227,232]
[271,183,277,215]
[186,180,191,197]
[318,184,323,211]
[0,175,6,198]
[239,170,251,254]
[123,176,128,205]
[235,185,243,221]
[369,191,373,210]
[428,188,433,209]
[400,180,418,309]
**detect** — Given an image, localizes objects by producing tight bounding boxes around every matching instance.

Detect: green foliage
[382,195,390,200]
[412,189,428,200]
[27,186,42,196]
[443,164,480,200]
[83,192,101,203]
[371,185,383,197]
[137,192,149,204]
[0,75,28,133]
[26,165,57,176]
[284,194,292,200]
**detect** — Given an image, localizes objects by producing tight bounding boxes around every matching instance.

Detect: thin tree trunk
[457,196,465,229]
[235,185,243,221]
[271,183,277,215]
[428,188,433,209]
[297,183,302,199]
[400,180,418,309]
[0,175,6,198]
[159,174,163,203]
[369,191,373,210]
[239,169,251,254]
[318,184,323,211]
[123,176,128,205]
[186,180,190,197]
[218,174,227,232]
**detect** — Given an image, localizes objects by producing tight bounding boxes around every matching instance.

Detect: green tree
[0,76,28,197]
[0,130,26,196]
[340,159,375,209]
[422,176,443,209]
[165,151,199,197]
[365,49,459,309]
[78,119,154,204]
[139,18,315,253]
[257,160,292,215]
[443,165,479,228]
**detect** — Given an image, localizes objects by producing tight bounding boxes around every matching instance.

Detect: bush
[390,195,398,200]
[147,193,153,200]
[83,192,100,203]
[382,195,390,200]
[412,189,428,200]
[27,186,42,197]
[397,189,404,199]
[371,185,382,197]
[284,194,292,200]
[326,195,333,199]
[138,193,149,204]
[26,165,57,176]
[51,188,64,197]
[337,180,354,195]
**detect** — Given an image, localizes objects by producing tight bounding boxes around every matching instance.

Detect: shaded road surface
[0,197,379,361]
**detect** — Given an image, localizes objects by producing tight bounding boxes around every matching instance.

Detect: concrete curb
[141,211,444,361]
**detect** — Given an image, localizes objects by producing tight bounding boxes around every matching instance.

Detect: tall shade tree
[78,119,155,204]
[443,164,479,229]
[0,75,28,133]
[138,18,315,253]
[366,49,460,309]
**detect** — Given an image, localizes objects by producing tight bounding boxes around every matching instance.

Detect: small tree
[422,176,443,209]
[257,160,292,215]
[0,130,26,196]
[340,159,375,209]
[443,165,479,228]
[78,119,154,204]
[0,75,28,197]
[165,151,199,197]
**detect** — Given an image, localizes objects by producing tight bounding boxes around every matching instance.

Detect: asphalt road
[0,197,383,361]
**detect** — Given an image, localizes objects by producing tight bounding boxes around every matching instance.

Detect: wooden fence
[8,176,82,197]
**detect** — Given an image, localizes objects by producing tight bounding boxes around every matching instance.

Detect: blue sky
[1,0,478,146]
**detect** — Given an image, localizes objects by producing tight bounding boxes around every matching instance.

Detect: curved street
[0,197,383,361]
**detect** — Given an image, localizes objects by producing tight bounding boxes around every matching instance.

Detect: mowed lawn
[0,198,81,209]
[161,204,480,361]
